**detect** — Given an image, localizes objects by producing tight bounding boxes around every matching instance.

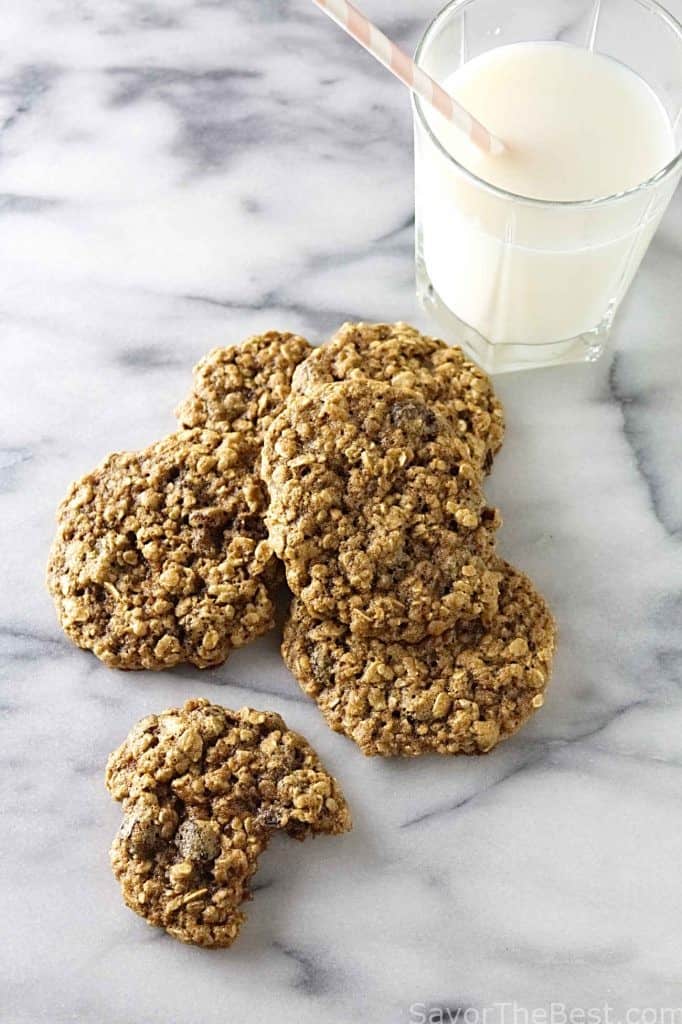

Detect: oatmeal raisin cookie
[262,379,501,643]
[47,428,278,670]
[292,322,504,471]
[282,561,556,756]
[176,331,312,442]
[106,698,351,947]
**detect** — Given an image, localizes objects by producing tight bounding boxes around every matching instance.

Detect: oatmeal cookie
[282,561,556,756]
[47,428,278,670]
[106,698,351,947]
[262,379,501,643]
[176,331,312,442]
[292,322,504,471]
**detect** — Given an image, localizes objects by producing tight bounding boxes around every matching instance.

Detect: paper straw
[312,0,505,156]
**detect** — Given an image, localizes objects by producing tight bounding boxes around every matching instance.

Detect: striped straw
[313,0,505,156]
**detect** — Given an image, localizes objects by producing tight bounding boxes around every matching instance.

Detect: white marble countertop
[2,2,682,1022]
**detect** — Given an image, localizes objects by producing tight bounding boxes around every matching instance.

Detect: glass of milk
[413,0,682,373]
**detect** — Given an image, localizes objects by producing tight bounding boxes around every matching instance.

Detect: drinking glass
[413,0,682,373]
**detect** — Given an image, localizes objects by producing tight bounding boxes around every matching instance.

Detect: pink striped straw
[312,0,505,156]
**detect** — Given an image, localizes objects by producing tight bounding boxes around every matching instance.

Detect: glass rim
[412,0,682,209]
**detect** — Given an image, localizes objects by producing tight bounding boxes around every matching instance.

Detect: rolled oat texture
[176,331,312,442]
[106,698,351,948]
[292,321,504,472]
[282,560,556,756]
[262,378,502,643]
[47,428,279,670]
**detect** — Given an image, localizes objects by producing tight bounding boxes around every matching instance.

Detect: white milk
[417,42,677,354]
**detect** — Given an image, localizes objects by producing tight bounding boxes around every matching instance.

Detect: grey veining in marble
[1,2,681,1022]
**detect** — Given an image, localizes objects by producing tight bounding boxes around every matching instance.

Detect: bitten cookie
[262,379,501,643]
[292,321,504,472]
[282,561,556,756]
[47,428,278,670]
[176,331,312,442]
[106,698,351,947]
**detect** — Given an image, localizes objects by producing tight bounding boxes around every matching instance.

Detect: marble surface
[2,2,682,1022]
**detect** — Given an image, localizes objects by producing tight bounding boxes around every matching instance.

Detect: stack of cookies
[48,322,556,757]
[266,323,555,756]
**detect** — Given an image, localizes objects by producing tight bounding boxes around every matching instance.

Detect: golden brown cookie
[292,322,504,471]
[176,331,312,442]
[282,561,556,756]
[47,428,278,670]
[262,379,502,644]
[106,698,351,947]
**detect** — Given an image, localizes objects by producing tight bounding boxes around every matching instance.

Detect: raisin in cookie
[47,428,278,670]
[282,560,556,757]
[292,322,504,472]
[262,379,501,643]
[176,331,312,442]
[106,698,351,947]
